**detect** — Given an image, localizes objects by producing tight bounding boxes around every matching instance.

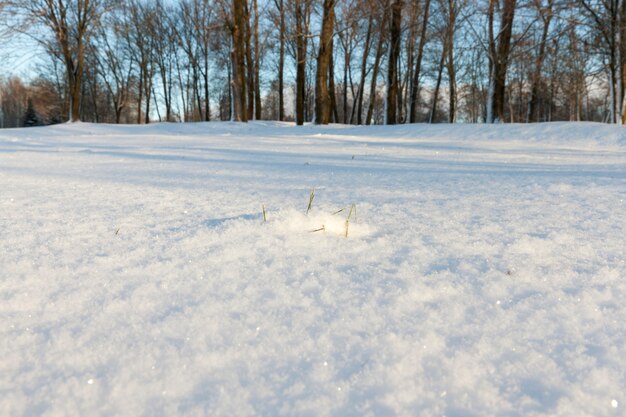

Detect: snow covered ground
[1,121,625,417]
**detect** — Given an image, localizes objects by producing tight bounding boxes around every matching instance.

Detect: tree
[355,11,374,124]
[23,98,41,127]
[409,0,431,123]
[121,0,157,124]
[151,0,178,122]
[366,1,388,125]
[315,0,336,124]
[176,0,215,122]
[94,15,134,124]
[527,0,554,122]
[580,0,626,123]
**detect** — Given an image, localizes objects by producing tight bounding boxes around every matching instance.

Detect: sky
[0,29,45,81]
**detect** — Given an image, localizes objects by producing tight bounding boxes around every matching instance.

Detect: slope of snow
[1,121,624,417]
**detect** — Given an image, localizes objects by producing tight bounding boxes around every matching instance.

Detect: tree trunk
[341,32,351,123]
[176,58,187,121]
[144,72,152,124]
[204,52,211,121]
[429,45,446,123]
[356,14,374,124]
[295,0,307,125]
[447,45,456,123]
[366,7,388,125]
[245,0,254,120]
[194,67,202,121]
[227,58,233,119]
[254,0,262,120]
[277,0,285,121]
[68,64,82,123]
[231,0,248,122]
[315,0,336,124]
[161,64,172,122]
[137,65,143,124]
[153,85,161,122]
[329,37,339,122]
[386,0,403,124]
[527,0,553,122]
[616,0,624,123]
[487,0,517,123]
[446,0,456,123]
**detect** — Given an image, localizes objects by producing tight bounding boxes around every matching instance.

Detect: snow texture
[1,121,625,417]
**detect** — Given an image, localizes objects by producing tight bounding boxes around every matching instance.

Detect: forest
[0,0,622,127]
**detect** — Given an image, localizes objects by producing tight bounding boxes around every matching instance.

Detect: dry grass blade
[306,188,315,215]
[347,204,356,222]
[345,204,356,238]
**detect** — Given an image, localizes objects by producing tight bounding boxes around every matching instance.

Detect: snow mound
[201,206,372,240]
[276,207,372,238]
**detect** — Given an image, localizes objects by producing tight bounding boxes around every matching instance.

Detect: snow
[1,121,625,417]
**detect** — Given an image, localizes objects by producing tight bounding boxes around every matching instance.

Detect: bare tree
[580,0,626,123]
[270,0,287,120]
[366,1,388,125]
[527,0,554,122]
[94,16,134,123]
[408,0,431,123]
[354,11,374,124]
[5,0,110,122]
[151,1,177,122]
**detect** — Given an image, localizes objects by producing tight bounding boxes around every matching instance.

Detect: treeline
[0,0,620,127]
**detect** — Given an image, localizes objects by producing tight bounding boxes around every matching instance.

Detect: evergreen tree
[23,98,40,127]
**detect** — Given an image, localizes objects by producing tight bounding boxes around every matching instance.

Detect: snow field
[1,121,625,416]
